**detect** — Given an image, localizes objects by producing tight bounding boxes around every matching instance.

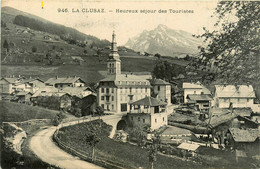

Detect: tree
[127,125,147,146]
[85,120,111,162]
[3,40,9,52]
[148,132,161,169]
[195,1,260,84]
[152,60,184,82]
[32,46,37,53]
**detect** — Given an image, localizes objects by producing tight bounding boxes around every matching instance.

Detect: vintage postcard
[1,0,259,169]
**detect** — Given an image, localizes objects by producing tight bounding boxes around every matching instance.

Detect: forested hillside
[13,15,110,47]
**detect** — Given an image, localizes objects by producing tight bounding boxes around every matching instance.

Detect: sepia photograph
[0,0,259,168]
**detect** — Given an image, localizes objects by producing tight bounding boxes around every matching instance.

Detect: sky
[2,0,218,45]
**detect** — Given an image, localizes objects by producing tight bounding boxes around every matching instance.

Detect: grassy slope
[57,122,202,169]
[1,55,161,84]
[0,101,59,123]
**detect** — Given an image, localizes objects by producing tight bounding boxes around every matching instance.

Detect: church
[97,32,151,113]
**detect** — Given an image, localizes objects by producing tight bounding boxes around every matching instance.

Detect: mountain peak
[125,25,204,56]
[156,24,168,31]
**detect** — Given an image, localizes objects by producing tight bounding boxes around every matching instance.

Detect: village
[1,30,259,169]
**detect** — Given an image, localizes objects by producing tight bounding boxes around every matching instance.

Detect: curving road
[30,126,104,169]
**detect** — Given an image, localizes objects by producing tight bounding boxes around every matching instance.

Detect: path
[30,126,103,169]
[29,115,124,169]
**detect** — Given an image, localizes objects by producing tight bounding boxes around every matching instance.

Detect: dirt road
[30,126,103,169]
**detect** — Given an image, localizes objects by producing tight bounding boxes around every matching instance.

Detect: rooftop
[151,78,171,85]
[131,96,167,106]
[215,85,255,98]
[100,74,151,87]
[45,77,85,85]
[183,81,203,89]
[229,128,259,142]
[177,142,200,151]
[187,94,212,101]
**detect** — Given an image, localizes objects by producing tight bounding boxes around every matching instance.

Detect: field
[0,101,60,123]
[1,55,166,84]
[57,122,202,169]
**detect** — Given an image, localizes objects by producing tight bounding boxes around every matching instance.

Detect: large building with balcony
[127,96,168,130]
[97,32,151,113]
[214,84,255,108]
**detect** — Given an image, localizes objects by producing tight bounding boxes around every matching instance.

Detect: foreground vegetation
[0,101,60,123]
[57,121,202,169]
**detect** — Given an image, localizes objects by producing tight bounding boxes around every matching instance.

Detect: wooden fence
[53,120,130,169]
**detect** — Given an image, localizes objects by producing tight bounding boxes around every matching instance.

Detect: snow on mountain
[125,24,204,57]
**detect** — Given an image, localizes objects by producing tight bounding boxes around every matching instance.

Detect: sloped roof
[206,113,238,128]
[131,96,167,106]
[177,143,200,151]
[16,91,32,96]
[45,77,85,85]
[183,82,203,89]
[187,94,212,101]
[2,77,21,84]
[22,78,44,84]
[61,87,94,97]
[152,79,171,85]
[100,74,151,87]
[38,92,69,97]
[215,85,255,98]
[229,128,259,142]
[31,86,59,97]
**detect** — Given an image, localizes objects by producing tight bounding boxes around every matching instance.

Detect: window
[106,88,109,93]
[247,98,250,102]
[141,87,143,93]
[129,95,133,101]
[107,105,109,110]
[163,117,165,121]
[106,96,109,101]
[101,88,104,93]
[120,87,123,93]
[112,96,114,101]
[138,117,140,121]
[194,91,196,94]
[101,96,104,100]
[224,98,228,102]
[112,88,114,93]
[112,104,114,110]
[145,88,147,92]
[130,87,132,93]
[158,86,160,91]
[101,104,104,109]
[134,105,140,110]
[144,105,149,109]
[143,119,145,123]
[155,119,157,123]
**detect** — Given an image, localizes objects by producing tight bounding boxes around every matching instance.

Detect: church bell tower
[107,31,121,75]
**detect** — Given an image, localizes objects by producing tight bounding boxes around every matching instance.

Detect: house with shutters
[127,96,168,130]
[45,76,86,89]
[98,32,151,113]
[214,84,256,108]
[150,78,171,105]
[183,81,211,103]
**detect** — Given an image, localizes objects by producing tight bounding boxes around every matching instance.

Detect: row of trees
[152,60,185,82]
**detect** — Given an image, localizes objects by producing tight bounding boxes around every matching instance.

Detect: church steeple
[107,31,121,75]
